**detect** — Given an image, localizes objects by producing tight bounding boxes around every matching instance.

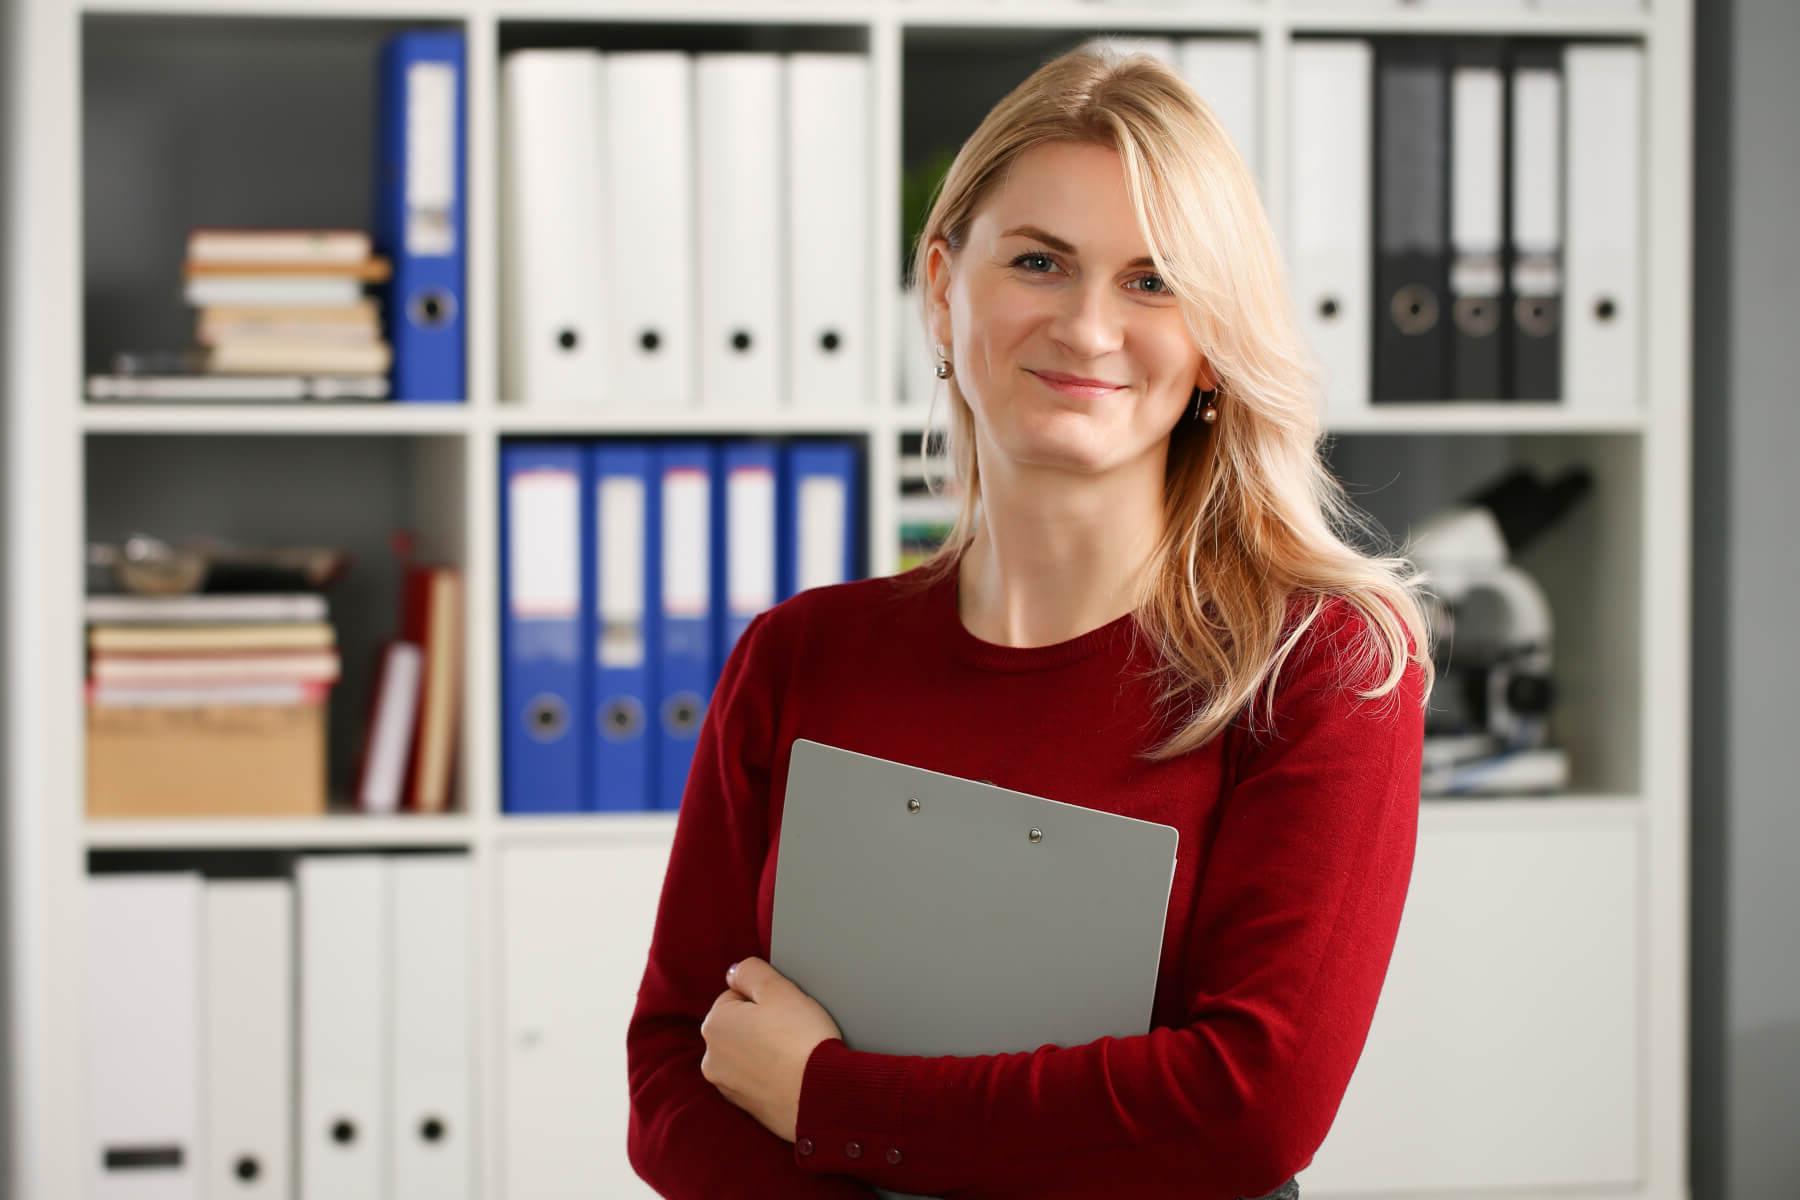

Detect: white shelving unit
[5,0,1692,1197]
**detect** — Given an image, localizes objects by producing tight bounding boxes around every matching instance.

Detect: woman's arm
[789,600,1426,1200]
[626,607,877,1199]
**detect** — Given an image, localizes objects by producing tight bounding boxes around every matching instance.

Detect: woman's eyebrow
[1000,225,1157,270]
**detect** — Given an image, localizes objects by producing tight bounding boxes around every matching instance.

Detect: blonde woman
[627,43,1434,1200]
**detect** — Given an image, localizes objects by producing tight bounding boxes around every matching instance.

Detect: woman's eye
[1132,274,1171,295]
[1011,252,1057,274]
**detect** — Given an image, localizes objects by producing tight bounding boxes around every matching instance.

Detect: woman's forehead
[975,149,1155,263]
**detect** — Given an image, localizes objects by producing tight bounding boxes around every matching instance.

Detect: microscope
[1407,465,1593,797]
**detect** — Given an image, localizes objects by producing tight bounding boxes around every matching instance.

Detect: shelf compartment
[1326,430,1644,798]
[81,12,470,406]
[84,432,472,814]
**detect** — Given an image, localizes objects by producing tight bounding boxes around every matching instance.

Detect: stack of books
[84,591,341,818]
[88,228,394,403]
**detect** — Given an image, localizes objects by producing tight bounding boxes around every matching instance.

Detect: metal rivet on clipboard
[910,784,1044,842]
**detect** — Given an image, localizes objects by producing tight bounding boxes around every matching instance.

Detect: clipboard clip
[903,793,1045,843]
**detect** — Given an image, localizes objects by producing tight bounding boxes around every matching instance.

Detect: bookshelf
[5,0,1692,1197]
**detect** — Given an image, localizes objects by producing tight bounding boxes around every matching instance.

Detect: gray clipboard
[770,739,1179,1200]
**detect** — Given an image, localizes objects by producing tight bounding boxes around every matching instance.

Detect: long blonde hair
[904,42,1436,760]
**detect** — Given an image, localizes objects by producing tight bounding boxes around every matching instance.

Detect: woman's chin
[996,425,1115,475]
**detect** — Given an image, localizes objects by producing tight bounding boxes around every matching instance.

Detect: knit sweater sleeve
[626,606,876,1199]
[790,598,1427,1200]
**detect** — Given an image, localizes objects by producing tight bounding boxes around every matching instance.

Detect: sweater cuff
[793,1037,913,1177]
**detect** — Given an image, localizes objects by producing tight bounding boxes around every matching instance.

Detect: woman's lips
[1028,369,1124,398]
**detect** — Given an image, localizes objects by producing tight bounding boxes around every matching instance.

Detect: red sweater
[626,562,1425,1199]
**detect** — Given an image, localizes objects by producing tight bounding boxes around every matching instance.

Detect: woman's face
[924,140,1215,480]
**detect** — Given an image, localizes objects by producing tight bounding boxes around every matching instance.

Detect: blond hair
[904,42,1436,759]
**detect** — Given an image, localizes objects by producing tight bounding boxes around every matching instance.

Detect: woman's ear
[1195,358,1220,393]
[923,237,954,349]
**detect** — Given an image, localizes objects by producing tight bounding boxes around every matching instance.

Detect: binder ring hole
[602,697,646,740]
[1516,296,1559,338]
[234,1156,261,1182]
[557,328,579,352]
[330,1118,357,1146]
[526,695,569,743]
[907,797,921,813]
[663,691,703,735]
[1318,296,1340,321]
[1454,296,1501,338]
[408,287,457,330]
[1595,296,1618,322]
[639,329,662,353]
[820,330,842,353]
[1029,828,1044,844]
[1391,284,1440,335]
[731,329,753,353]
[420,1116,447,1144]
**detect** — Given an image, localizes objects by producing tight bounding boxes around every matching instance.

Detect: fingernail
[726,961,739,982]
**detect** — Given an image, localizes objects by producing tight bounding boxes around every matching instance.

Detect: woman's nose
[1048,280,1126,359]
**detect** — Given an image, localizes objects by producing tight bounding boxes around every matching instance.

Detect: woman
[627,43,1433,1200]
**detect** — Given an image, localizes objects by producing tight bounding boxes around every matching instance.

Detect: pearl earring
[934,345,953,380]
[1192,387,1219,424]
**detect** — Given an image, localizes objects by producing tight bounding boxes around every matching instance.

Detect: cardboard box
[86,700,328,818]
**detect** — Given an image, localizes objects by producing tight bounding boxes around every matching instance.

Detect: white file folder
[1450,57,1504,397]
[1178,39,1260,187]
[1290,41,1373,423]
[500,50,608,408]
[204,880,294,1200]
[300,857,388,1200]
[88,873,202,1200]
[605,52,695,411]
[1097,35,1177,66]
[390,857,473,1200]
[698,52,784,413]
[1510,51,1563,400]
[1563,44,1643,412]
[898,284,935,410]
[787,53,871,411]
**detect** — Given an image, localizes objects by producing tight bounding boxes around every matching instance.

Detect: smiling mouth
[1028,370,1124,394]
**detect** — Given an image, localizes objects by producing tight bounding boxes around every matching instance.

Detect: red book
[398,564,463,813]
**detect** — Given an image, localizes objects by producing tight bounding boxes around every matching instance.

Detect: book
[400,565,463,813]
[84,593,329,624]
[187,228,372,265]
[88,622,336,653]
[86,373,390,401]
[183,257,392,283]
[89,650,341,686]
[207,340,392,376]
[354,641,425,814]
[86,679,327,709]
[184,277,367,308]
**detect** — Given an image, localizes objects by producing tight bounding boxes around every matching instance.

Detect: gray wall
[1691,0,1800,1196]
[0,0,17,1186]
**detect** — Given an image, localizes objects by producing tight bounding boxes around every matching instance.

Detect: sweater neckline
[937,558,1138,673]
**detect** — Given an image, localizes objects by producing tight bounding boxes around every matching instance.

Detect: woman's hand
[700,956,844,1144]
